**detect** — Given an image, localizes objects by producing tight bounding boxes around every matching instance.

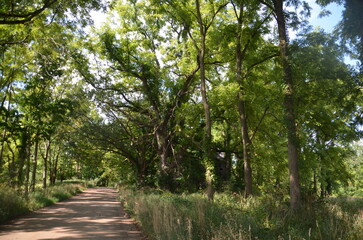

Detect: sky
[294,1,358,66]
[306,0,343,33]
[311,1,359,67]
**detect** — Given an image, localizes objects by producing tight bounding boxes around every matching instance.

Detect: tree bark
[155,124,176,190]
[24,145,31,195]
[156,124,169,172]
[17,128,28,187]
[0,84,12,173]
[0,128,7,172]
[196,0,214,201]
[42,139,51,189]
[50,146,60,185]
[237,95,253,197]
[49,153,53,184]
[273,0,301,210]
[219,123,232,182]
[235,1,253,198]
[7,142,16,186]
[313,171,317,194]
[31,138,39,192]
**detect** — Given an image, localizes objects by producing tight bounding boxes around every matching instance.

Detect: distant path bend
[0,187,144,240]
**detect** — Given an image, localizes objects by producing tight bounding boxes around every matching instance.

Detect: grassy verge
[118,187,363,240]
[0,183,87,224]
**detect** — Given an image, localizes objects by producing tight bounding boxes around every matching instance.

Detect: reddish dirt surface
[0,187,144,240]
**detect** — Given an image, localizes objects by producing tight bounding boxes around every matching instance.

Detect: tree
[0,0,104,25]
[73,0,205,189]
[0,0,105,189]
[316,0,363,71]
[0,0,57,25]
[1,0,361,207]
[228,0,276,197]
[291,30,362,197]
[258,0,310,209]
[193,0,228,200]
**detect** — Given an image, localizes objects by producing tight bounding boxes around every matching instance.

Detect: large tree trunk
[313,171,317,195]
[0,83,12,172]
[196,0,214,201]
[237,96,253,197]
[24,145,31,195]
[156,125,169,172]
[7,142,16,186]
[50,146,60,185]
[217,123,232,182]
[0,129,7,172]
[49,154,53,185]
[31,138,39,192]
[273,0,301,210]
[42,139,51,189]
[156,125,179,191]
[17,129,28,188]
[235,2,253,198]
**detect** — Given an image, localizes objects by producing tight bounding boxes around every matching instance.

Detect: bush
[61,179,96,188]
[27,184,83,211]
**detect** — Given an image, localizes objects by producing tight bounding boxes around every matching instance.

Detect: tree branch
[0,0,58,25]
[243,53,279,79]
[250,106,269,142]
[256,0,275,12]
[205,2,228,31]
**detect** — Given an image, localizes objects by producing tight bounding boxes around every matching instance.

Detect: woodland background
[0,0,363,238]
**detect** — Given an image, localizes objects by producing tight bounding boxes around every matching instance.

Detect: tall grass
[0,186,28,223]
[0,183,85,224]
[118,187,363,240]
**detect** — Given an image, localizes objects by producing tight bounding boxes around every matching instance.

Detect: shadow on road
[0,187,143,240]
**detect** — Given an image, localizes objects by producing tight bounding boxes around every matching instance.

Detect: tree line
[0,0,362,210]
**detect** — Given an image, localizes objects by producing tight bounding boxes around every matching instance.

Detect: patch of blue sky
[305,0,359,67]
[307,1,342,33]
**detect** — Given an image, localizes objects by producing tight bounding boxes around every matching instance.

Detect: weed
[119,187,363,240]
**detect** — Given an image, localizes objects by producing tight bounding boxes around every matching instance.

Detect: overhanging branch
[0,0,58,25]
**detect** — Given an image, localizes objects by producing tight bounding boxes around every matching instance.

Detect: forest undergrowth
[0,181,89,224]
[118,186,363,240]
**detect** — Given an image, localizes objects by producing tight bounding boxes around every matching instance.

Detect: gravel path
[0,187,144,240]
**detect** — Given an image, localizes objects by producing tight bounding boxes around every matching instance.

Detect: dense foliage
[0,0,362,220]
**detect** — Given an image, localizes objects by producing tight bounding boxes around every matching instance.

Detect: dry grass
[118,187,363,240]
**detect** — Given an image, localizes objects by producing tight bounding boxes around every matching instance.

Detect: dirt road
[0,187,144,240]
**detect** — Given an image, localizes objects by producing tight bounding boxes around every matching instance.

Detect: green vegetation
[0,183,85,224]
[119,186,363,239]
[1,0,363,238]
